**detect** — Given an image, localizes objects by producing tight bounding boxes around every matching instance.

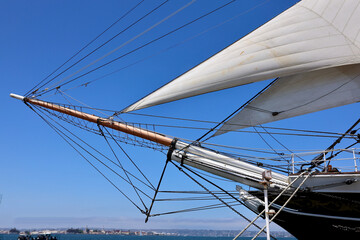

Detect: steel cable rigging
[34,0,237,97]
[24,101,268,221]
[25,0,146,97]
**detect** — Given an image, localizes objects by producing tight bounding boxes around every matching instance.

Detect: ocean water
[0,235,296,240]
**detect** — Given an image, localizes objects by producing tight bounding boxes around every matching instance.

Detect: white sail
[215,64,360,135]
[122,0,360,113]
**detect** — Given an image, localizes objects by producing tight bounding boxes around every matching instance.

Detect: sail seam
[299,2,360,52]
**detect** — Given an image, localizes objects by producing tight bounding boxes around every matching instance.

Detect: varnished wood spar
[26,97,173,147]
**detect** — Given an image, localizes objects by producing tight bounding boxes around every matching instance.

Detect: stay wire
[26,103,146,214]
[145,157,170,222]
[59,0,270,95]
[38,0,188,96]
[151,201,242,217]
[25,0,145,97]
[37,0,236,97]
[181,164,245,206]
[43,106,156,190]
[97,123,148,210]
[169,161,275,239]
[159,190,238,194]
[30,101,355,139]
[182,78,278,152]
[259,125,305,161]
[33,104,154,199]
[253,126,287,162]
[101,124,155,189]
[44,0,187,93]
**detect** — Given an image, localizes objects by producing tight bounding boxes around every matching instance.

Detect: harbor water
[0,234,296,240]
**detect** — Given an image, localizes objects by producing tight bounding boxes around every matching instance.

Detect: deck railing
[290,148,360,174]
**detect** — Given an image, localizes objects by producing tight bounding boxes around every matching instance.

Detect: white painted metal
[289,173,360,193]
[10,93,25,101]
[353,149,358,172]
[263,186,270,240]
[172,141,289,188]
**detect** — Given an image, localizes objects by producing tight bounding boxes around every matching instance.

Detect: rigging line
[196,78,278,143]
[191,168,235,182]
[201,143,290,158]
[251,172,313,240]
[145,157,170,223]
[122,113,357,138]
[259,124,306,166]
[26,103,146,213]
[40,0,195,95]
[25,0,145,97]
[151,201,242,217]
[159,190,238,194]
[33,105,155,197]
[252,126,288,162]
[311,117,360,167]
[58,90,112,118]
[181,164,249,206]
[169,161,274,238]
[131,123,351,139]
[97,123,148,210]
[156,196,235,201]
[325,141,360,166]
[29,101,355,138]
[281,72,360,114]
[40,109,156,191]
[244,105,273,114]
[36,101,167,151]
[180,163,279,210]
[34,0,168,95]
[174,79,278,156]
[101,124,156,190]
[156,202,246,215]
[233,171,309,240]
[39,0,236,97]
[58,0,271,94]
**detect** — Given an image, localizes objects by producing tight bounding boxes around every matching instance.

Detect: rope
[97,123,148,210]
[26,103,148,213]
[101,124,155,190]
[251,172,313,240]
[169,161,277,239]
[38,106,156,190]
[29,101,356,139]
[233,171,308,240]
[145,158,170,222]
[36,105,153,200]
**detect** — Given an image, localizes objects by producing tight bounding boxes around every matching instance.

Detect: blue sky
[2,0,359,231]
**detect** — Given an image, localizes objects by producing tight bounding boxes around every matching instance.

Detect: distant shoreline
[0,228,293,238]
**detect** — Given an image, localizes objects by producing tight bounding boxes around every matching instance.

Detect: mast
[10,93,289,188]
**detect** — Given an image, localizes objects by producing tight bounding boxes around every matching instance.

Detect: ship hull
[272,206,360,239]
[250,191,360,239]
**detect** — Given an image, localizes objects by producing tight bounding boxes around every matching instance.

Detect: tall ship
[10,0,360,239]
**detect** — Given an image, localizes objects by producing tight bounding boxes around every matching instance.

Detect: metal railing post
[353,149,358,172]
